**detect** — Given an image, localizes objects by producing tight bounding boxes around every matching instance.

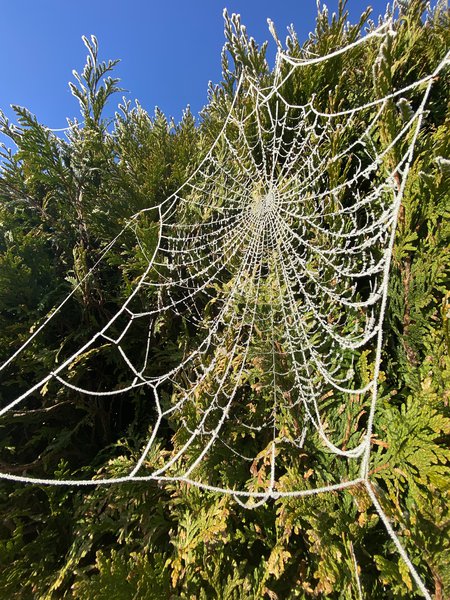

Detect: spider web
[0,9,448,599]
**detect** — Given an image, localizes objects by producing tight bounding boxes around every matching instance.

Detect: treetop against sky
[1,0,391,128]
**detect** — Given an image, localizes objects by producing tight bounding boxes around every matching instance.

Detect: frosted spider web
[1,8,449,599]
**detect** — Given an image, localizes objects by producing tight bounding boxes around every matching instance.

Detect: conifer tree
[0,2,448,598]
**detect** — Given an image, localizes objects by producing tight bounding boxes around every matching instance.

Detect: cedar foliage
[0,2,449,598]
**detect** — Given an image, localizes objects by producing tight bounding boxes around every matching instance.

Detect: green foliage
[0,2,449,599]
[71,550,171,600]
[70,35,123,126]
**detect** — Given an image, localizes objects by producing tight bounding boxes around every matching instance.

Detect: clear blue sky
[0,1,392,129]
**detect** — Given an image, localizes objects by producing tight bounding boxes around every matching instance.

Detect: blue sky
[1,1,392,130]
